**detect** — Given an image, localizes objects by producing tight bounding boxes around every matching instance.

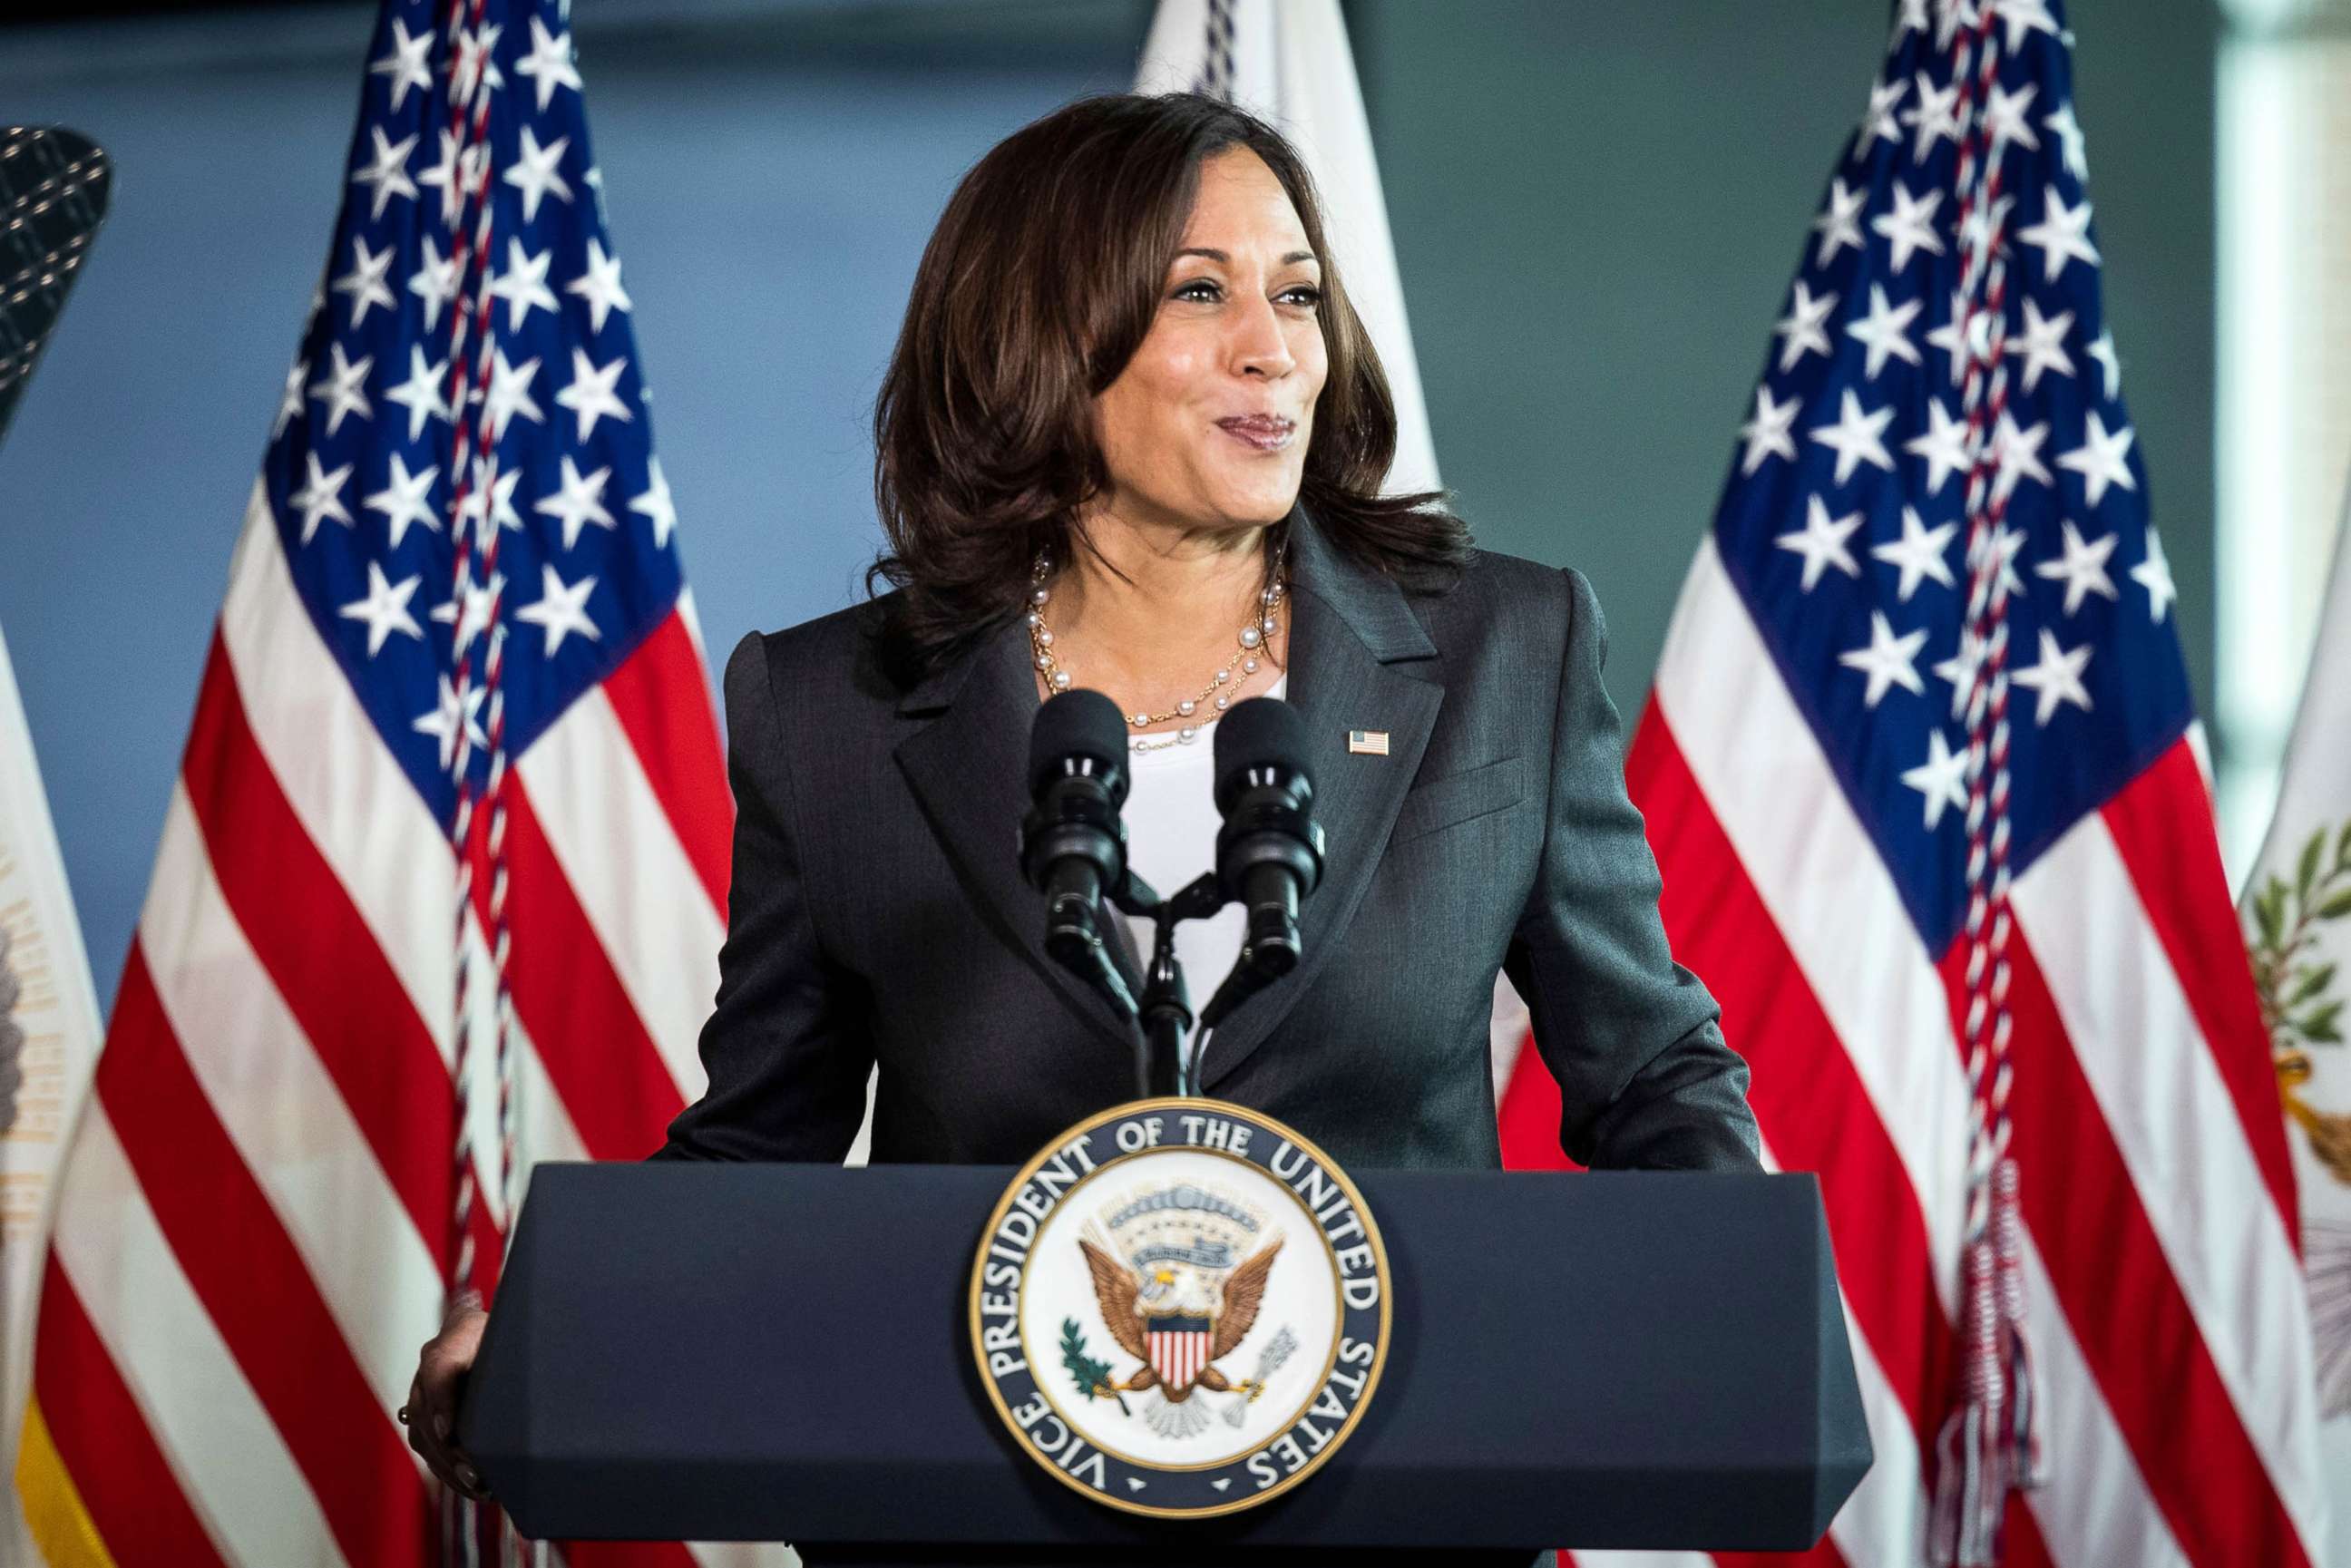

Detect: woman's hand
[403,1296,492,1500]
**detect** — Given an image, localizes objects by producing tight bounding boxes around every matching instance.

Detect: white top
[1120,670,1291,1027]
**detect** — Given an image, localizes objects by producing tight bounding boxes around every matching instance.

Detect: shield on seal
[1145,1315,1214,1393]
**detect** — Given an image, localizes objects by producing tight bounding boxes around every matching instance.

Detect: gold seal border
[965,1096,1394,1521]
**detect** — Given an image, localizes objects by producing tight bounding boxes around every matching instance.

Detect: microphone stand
[1042,891,1148,1092]
[1108,871,1225,1099]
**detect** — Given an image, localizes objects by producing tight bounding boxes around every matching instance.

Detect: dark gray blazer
[655,502,1762,1173]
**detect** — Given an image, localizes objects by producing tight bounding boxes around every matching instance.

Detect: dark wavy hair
[863,91,1473,685]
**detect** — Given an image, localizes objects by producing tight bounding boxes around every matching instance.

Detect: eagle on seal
[1078,1233,1283,1403]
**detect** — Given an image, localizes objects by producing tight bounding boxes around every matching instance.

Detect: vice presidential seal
[969,1098,1390,1518]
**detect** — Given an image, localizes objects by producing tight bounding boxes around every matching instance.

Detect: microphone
[1200,697,1325,1030]
[0,128,112,451]
[1019,689,1139,1020]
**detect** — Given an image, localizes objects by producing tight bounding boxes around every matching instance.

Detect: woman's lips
[1216,416,1296,452]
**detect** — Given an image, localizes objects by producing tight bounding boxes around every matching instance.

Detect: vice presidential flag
[1534,4,2330,1566]
[15,2,747,1562]
[0,618,106,1567]
[2243,472,2351,1563]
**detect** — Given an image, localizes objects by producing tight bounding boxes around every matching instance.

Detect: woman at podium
[407,89,1761,1497]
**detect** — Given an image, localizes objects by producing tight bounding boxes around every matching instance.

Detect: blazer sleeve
[649,629,875,1162]
[1501,567,1764,1172]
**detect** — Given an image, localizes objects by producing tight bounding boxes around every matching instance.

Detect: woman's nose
[1229,291,1294,379]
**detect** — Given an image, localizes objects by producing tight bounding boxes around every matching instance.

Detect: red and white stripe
[1505,536,2327,1568]
[1149,1327,1210,1391]
[24,483,786,1566]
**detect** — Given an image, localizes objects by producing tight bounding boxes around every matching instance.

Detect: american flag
[1504,3,2329,1566]
[15,1,748,1563]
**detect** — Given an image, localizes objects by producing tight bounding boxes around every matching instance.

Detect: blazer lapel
[1199,502,1443,1091]
[894,617,1149,1059]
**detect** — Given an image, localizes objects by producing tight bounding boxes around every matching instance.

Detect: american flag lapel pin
[1348,729,1390,756]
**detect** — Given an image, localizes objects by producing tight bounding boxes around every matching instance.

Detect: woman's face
[1091,147,1331,534]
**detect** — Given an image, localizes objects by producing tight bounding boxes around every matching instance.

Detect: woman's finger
[408,1408,450,1476]
[406,1304,491,1497]
[407,1379,463,1486]
[435,1429,490,1501]
[414,1428,486,1501]
[418,1388,489,1499]
[405,1382,442,1470]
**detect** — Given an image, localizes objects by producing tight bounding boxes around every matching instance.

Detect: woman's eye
[1171,279,1322,307]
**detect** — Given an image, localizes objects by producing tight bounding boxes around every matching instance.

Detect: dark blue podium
[460,1163,1870,1565]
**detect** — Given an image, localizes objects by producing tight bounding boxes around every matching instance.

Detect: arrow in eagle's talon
[1221,1382,1263,1428]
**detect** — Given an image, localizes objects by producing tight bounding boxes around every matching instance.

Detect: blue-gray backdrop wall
[0,0,2216,1008]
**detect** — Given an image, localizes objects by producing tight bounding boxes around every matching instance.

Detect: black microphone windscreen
[0,128,112,452]
[1213,696,1311,798]
[1028,688,1128,795]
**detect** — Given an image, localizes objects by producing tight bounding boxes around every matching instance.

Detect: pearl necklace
[1026,547,1286,752]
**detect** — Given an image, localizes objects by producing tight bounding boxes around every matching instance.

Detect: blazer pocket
[1389,755,1527,846]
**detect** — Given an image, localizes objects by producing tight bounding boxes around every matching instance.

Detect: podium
[461,1163,1870,1565]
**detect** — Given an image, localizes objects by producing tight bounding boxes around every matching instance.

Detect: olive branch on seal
[0,926,24,1137]
[2248,821,2351,1184]
[1060,1318,1128,1413]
